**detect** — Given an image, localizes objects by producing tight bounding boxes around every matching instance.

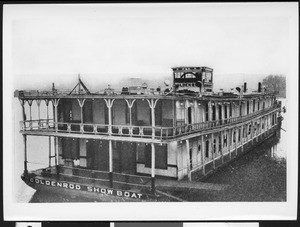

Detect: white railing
[20,107,279,139]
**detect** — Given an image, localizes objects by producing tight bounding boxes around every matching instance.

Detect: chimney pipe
[243,82,247,93]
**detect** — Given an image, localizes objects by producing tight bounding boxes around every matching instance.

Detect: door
[86,140,109,171]
[121,142,136,174]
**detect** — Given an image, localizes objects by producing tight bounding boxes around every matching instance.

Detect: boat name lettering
[29,178,143,199]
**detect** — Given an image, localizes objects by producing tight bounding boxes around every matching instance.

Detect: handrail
[20,106,279,139]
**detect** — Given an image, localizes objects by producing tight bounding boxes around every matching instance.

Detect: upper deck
[15,67,279,143]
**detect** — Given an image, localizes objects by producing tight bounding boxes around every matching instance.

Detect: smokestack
[243,82,247,93]
[258,82,262,92]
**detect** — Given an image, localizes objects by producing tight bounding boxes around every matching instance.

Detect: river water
[13,99,287,202]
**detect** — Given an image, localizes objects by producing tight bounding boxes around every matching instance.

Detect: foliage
[262,75,286,98]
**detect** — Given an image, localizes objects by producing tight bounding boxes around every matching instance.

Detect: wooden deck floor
[155,178,230,191]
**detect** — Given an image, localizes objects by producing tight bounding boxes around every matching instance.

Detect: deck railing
[20,106,279,140]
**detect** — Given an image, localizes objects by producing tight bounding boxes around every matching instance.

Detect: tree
[262,74,286,98]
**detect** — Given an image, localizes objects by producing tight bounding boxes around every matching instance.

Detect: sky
[4,3,297,91]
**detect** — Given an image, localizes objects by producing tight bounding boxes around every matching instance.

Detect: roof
[171,66,213,71]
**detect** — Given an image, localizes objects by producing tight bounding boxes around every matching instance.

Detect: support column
[49,136,52,167]
[211,133,215,169]
[77,98,86,124]
[27,100,33,121]
[241,125,244,152]
[235,127,238,156]
[151,143,156,194]
[228,129,232,160]
[208,101,213,127]
[45,100,50,128]
[147,99,158,138]
[220,130,224,163]
[201,135,205,175]
[36,100,41,128]
[221,103,225,124]
[186,139,191,181]
[52,99,60,132]
[251,121,254,144]
[23,135,28,175]
[109,140,113,188]
[104,99,115,135]
[54,136,58,166]
[215,102,219,125]
[125,99,136,134]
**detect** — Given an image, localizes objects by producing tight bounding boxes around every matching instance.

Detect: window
[205,103,209,121]
[223,134,227,147]
[233,131,236,143]
[253,100,256,112]
[247,101,249,114]
[145,144,168,169]
[213,139,216,153]
[205,140,209,158]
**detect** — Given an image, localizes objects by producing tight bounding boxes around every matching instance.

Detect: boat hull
[21,174,163,202]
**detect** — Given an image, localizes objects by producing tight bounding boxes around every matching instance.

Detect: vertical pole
[29,103,32,121]
[235,127,238,156]
[151,100,156,137]
[186,139,191,181]
[201,135,205,175]
[151,143,155,194]
[221,103,225,124]
[109,140,113,188]
[53,99,60,132]
[241,125,244,152]
[54,136,58,166]
[23,135,28,175]
[49,136,52,167]
[220,130,224,164]
[211,133,215,169]
[229,129,232,160]
[208,101,212,127]
[251,121,254,144]
[215,102,219,125]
